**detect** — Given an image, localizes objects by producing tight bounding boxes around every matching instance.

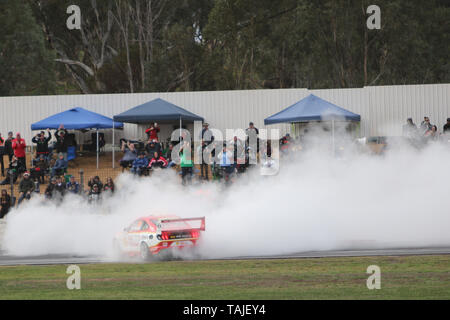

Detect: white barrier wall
[0,84,449,144]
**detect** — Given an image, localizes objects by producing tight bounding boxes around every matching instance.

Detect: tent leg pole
[332,120,335,157]
[97,129,99,169]
[112,122,115,169]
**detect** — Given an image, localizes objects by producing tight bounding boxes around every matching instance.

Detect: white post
[96,129,99,169]
[112,120,115,169]
[332,119,335,157]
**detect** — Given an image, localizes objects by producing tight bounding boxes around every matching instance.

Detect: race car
[113,215,205,260]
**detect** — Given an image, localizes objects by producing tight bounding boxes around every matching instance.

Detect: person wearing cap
[88,175,104,192]
[51,153,68,178]
[131,152,149,176]
[18,172,34,205]
[66,175,80,194]
[443,118,450,134]
[12,133,27,170]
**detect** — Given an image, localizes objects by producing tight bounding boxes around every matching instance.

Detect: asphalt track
[0,247,449,266]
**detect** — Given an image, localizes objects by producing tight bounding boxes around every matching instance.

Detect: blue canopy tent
[113,98,204,123]
[113,98,204,167]
[264,94,361,153]
[31,107,124,169]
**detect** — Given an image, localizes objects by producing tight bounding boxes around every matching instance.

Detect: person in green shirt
[180,141,193,185]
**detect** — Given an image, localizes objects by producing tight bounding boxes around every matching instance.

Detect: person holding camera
[32,128,52,164]
[119,140,138,172]
[145,122,160,141]
[55,124,69,161]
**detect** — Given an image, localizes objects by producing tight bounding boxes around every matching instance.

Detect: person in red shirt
[145,122,160,141]
[12,133,27,170]
[148,151,168,169]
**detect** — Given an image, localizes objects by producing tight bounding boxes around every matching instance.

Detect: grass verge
[0,255,449,299]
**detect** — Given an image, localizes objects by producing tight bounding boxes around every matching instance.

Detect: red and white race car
[113,215,205,260]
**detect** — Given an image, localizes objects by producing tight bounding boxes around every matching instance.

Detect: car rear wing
[157,217,205,233]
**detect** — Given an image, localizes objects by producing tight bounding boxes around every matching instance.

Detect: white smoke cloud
[2,134,450,259]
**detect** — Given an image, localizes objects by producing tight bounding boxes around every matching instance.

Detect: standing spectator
[88,176,103,192]
[55,125,69,161]
[0,190,11,219]
[51,153,68,178]
[66,175,80,195]
[245,122,259,162]
[180,141,193,185]
[32,129,52,163]
[103,177,115,193]
[0,133,5,177]
[420,117,432,135]
[18,172,34,205]
[443,118,450,134]
[119,140,137,172]
[145,123,160,141]
[200,123,214,181]
[148,151,168,169]
[402,118,417,137]
[131,152,149,176]
[4,132,14,163]
[12,133,27,170]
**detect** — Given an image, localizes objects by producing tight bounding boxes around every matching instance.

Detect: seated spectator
[163,144,176,168]
[0,190,12,219]
[103,177,115,193]
[51,153,68,178]
[45,177,57,199]
[119,140,137,172]
[66,175,80,195]
[148,151,168,169]
[145,139,161,158]
[218,145,234,182]
[443,118,450,134]
[18,172,35,205]
[131,152,149,176]
[88,176,103,192]
[30,154,48,184]
[0,156,25,185]
[424,125,439,141]
[87,184,101,203]
[54,176,66,199]
[420,117,433,135]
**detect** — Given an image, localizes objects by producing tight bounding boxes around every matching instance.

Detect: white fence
[0,84,449,145]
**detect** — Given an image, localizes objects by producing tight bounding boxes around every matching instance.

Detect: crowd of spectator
[403,117,450,143]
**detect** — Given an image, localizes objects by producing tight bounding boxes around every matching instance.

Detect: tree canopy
[0,0,448,96]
